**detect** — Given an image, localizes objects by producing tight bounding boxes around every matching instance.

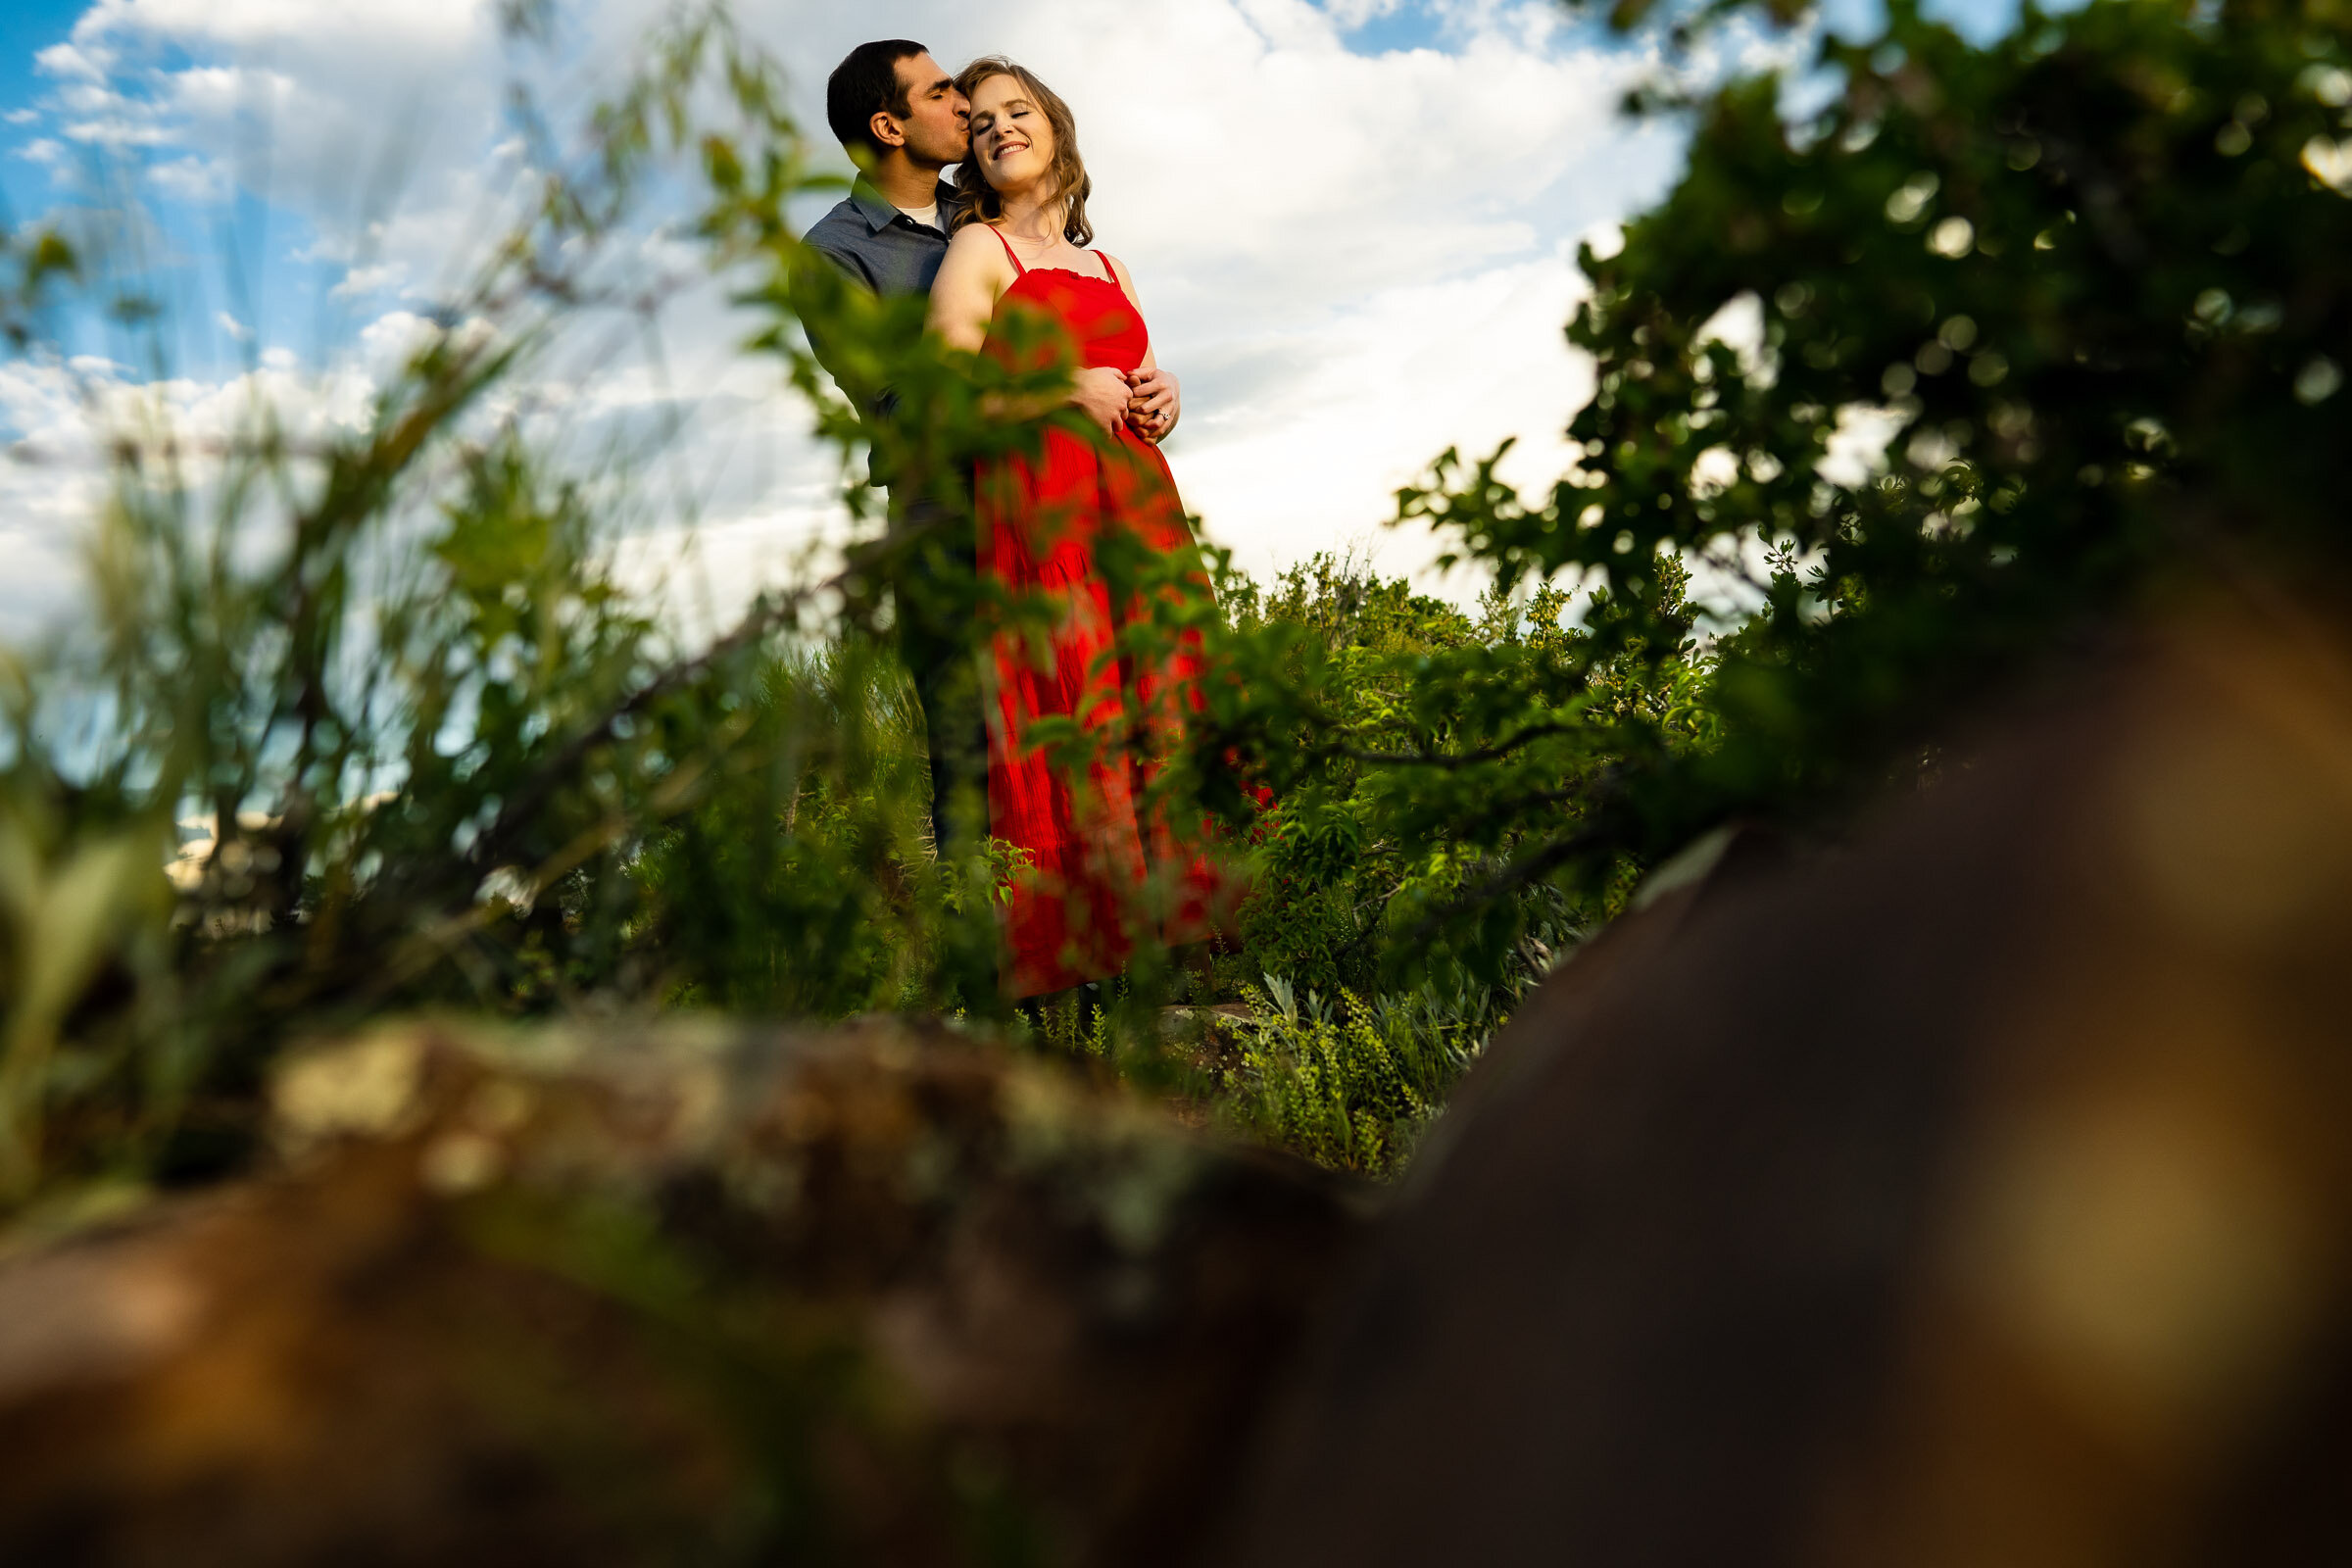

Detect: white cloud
[71,0,487,52]
[0,318,456,640]
[34,41,112,83]
[38,0,517,274]
[0,370,98,638]
[149,152,230,202]
[166,63,300,119]
[63,117,178,148]
[331,262,409,299]
[1175,248,1597,587]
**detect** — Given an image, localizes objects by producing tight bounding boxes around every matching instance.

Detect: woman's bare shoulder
[937,223,1012,284]
[928,224,1013,343]
[1099,250,1142,301]
[945,222,1006,258]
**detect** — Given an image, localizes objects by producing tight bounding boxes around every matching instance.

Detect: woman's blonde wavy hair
[948,57,1095,246]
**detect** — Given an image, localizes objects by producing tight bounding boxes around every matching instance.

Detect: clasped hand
[1072,366,1180,442]
[1124,367,1179,442]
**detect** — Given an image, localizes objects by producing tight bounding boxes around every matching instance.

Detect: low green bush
[1213,977,1508,1178]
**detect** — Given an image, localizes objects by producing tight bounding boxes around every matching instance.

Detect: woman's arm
[1103,253,1181,443]
[925,227,1007,353]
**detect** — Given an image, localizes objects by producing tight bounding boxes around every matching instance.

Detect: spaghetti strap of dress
[1094,250,1116,284]
[987,224,1026,276]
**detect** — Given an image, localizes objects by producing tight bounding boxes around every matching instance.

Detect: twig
[1340,719,1577,769]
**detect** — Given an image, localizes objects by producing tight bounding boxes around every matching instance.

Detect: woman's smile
[968,85,1049,186]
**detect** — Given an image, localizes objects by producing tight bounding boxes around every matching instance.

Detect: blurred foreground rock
[1228,603,2352,1568]
[0,1018,1362,1566]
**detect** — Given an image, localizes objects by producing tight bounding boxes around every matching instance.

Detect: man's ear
[868,111,907,150]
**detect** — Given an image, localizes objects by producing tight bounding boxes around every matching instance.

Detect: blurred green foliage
[7,0,2351,1209]
[0,7,1031,1204]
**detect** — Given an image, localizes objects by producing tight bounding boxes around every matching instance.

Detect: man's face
[884,52,969,168]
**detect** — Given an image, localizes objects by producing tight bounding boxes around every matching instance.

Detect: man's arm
[808,237,874,288]
[1125,363,1181,443]
[794,239,876,394]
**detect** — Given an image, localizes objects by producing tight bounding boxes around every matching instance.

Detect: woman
[926,56,1229,1000]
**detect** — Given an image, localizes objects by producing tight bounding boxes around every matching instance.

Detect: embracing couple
[804,41,1228,1003]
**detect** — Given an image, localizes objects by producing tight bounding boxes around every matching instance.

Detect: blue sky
[1325,2,1452,52]
[1318,0,2034,51]
[0,0,417,391]
[0,0,77,220]
[0,1,77,100]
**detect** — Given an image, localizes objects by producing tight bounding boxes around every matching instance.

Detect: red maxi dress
[973,227,1232,998]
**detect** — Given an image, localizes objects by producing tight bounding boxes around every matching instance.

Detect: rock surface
[0,1017,1363,1567]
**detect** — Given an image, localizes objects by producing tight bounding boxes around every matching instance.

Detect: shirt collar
[849,173,956,233]
[849,175,899,232]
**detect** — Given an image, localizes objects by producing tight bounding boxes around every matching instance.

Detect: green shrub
[1207,550,1698,1003]
[1216,977,1506,1177]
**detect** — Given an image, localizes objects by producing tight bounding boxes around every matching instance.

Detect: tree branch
[1340,720,1578,769]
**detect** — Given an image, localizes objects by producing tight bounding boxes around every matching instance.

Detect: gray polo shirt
[801,173,957,426]
[801,174,960,481]
[804,174,955,299]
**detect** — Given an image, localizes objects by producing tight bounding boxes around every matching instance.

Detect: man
[804,40,969,301]
[802,42,982,863]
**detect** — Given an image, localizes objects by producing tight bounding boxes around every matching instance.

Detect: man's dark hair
[827,40,927,161]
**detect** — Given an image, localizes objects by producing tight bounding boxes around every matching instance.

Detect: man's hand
[1072,366,1131,433]
[1125,367,1181,443]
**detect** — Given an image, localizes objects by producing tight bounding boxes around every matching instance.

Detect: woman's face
[967,74,1054,196]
